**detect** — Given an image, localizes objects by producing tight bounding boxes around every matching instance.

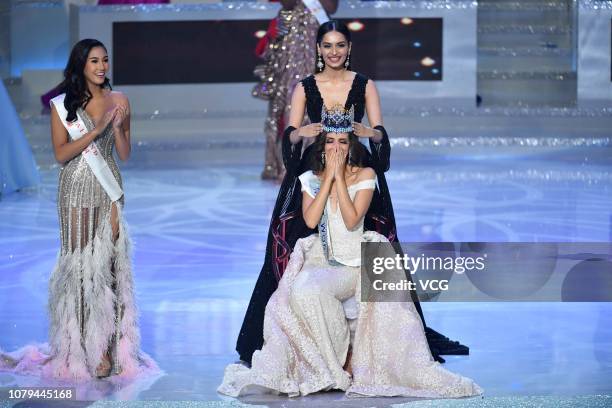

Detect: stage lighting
[421,57,435,67]
[347,21,364,32]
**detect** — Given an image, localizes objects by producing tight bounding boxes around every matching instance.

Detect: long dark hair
[315,20,352,73]
[308,132,367,174]
[58,39,111,122]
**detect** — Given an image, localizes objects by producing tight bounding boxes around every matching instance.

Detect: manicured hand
[299,123,323,138]
[323,148,337,181]
[352,122,375,138]
[112,104,128,130]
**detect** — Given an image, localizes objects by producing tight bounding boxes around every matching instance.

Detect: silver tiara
[321,104,354,133]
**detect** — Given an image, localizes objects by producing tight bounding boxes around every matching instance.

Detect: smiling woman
[253,0,338,181]
[236,20,471,372]
[46,39,140,380]
[0,39,157,382]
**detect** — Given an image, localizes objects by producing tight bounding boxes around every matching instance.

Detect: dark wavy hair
[308,132,367,174]
[315,20,352,73]
[57,39,111,122]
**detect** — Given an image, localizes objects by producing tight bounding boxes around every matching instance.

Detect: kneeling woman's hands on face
[323,147,339,182]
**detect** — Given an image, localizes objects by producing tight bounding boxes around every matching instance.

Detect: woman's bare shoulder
[356,166,375,180]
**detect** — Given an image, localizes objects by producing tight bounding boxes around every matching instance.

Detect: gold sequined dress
[253,1,319,180]
[218,171,483,398]
[46,109,143,381]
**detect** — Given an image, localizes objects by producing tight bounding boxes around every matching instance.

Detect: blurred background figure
[0,80,39,198]
[254,0,338,180]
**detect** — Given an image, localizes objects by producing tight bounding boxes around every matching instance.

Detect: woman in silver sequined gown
[254,0,337,180]
[0,40,154,382]
[46,40,147,381]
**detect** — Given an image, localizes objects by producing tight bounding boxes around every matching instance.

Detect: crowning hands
[299,122,323,138]
[352,122,382,139]
[289,122,323,144]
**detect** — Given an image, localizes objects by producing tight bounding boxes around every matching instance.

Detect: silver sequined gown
[219,171,483,398]
[253,1,319,179]
[46,108,141,381]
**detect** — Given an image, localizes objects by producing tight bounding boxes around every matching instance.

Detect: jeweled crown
[321,104,354,133]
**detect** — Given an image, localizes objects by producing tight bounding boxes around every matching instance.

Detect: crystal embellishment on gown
[0,107,158,382]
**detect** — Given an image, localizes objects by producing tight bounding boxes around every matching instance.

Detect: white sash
[50,94,123,202]
[302,0,329,24]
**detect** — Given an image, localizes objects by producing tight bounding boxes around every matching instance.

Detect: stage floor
[1,145,611,406]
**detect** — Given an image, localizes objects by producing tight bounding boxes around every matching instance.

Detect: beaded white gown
[218,171,483,398]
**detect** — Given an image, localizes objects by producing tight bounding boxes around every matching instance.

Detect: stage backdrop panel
[112,17,443,84]
[70,1,476,115]
[578,0,612,107]
[10,0,70,77]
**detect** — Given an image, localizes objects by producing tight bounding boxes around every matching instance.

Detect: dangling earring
[317,52,324,71]
[344,52,350,69]
[321,151,326,165]
[348,150,352,163]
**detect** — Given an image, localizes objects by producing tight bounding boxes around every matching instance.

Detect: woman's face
[324,132,350,162]
[318,31,350,70]
[84,46,109,87]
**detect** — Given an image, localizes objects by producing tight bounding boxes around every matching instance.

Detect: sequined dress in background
[253,1,319,180]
